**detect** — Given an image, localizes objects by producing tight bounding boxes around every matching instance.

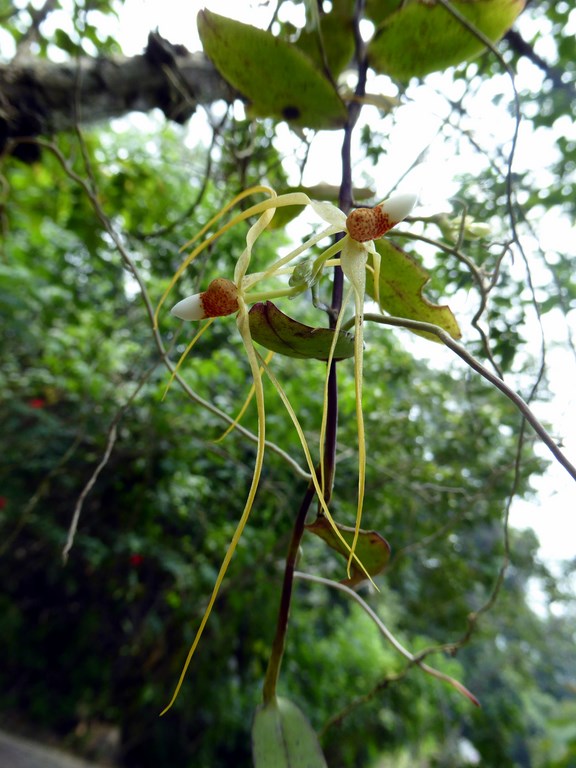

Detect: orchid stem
[262,483,316,704]
[261,0,369,705]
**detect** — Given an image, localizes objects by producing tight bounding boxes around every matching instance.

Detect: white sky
[13,0,576,566]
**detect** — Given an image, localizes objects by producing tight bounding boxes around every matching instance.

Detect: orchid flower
[155,186,416,713]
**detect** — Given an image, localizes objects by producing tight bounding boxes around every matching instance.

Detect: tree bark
[0,32,235,159]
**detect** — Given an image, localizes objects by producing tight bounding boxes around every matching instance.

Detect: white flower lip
[380,192,418,223]
[171,293,205,321]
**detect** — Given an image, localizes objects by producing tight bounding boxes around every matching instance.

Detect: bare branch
[504,29,575,95]
[25,138,311,483]
[361,314,576,484]
[0,32,234,156]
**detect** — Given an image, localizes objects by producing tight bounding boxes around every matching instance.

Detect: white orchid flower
[154,186,416,713]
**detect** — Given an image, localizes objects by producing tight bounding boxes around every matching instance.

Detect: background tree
[1,1,575,766]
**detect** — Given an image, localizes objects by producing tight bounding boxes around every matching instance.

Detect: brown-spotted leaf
[249,302,355,360]
[366,240,461,342]
[306,516,391,587]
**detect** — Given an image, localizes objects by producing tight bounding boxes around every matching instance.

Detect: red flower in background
[28,398,46,409]
[129,554,144,567]
[0,497,7,510]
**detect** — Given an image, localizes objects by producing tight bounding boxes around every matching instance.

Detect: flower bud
[346,193,417,242]
[171,278,239,320]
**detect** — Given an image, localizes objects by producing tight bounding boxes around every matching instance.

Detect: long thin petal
[259,353,373,584]
[160,303,266,716]
[155,185,276,327]
[234,192,278,283]
[214,350,274,443]
[339,240,369,577]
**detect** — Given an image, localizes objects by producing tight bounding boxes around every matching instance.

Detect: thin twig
[294,571,480,721]
[61,356,160,562]
[22,138,311,482]
[395,228,510,379]
[0,431,84,558]
[62,424,118,563]
[356,314,576,483]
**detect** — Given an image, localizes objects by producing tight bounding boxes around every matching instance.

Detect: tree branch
[504,29,574,95]
[356,314,576,484]
[0,32,234,157]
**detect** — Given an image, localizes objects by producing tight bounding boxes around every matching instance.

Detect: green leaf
[368,0,525,80]
[249,302,355,360]
[197,10,347,129]
[252,697,328,768]
[365,0,403,25]
[365,240,462,341]
[54,28,83,56]
[295,9,355,79]
[306,516,391,587]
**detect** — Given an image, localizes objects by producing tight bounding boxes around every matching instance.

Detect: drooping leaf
[330,0,357,16]
[365,240,462,341]
[295,8,355,79]
[249,302,355,360]
[365,0,403,25]
[306,516,391,587]
[368,0,525,80]
[197,10,347,129]
[252,697,328,768]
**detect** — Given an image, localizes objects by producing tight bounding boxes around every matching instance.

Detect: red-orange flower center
[201,278,240,317]
[346,206,393,242]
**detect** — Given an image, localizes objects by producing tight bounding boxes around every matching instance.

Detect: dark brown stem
[324,0,368,493]
[261,0,369,705]
[262,484,316,704]
[504,29,574,95]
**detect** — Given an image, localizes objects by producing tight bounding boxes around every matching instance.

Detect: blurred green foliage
[0,1,575,767]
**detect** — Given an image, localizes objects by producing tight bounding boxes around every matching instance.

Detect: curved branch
[504,29,575,95]
[360,314,576,484]
[295,571,479,708]
[32,138,311,483]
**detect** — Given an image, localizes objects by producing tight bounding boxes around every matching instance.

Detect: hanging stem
[322,0,368,498]
[262,484,316,704]
[261,0,369,704]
